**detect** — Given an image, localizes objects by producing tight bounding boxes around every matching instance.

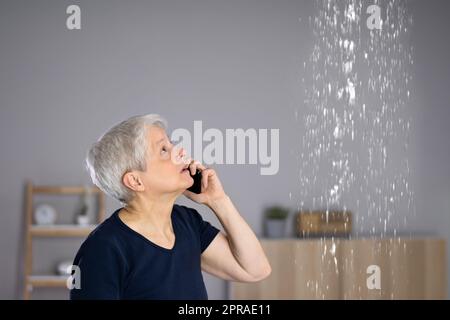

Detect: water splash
[297,0,414,239]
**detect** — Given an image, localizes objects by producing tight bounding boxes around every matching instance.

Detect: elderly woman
[70,114,271,299]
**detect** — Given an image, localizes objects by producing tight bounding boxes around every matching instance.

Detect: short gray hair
[86,114,168,203]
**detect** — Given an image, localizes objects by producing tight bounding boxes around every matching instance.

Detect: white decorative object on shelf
[75,185,92,225]
[56,260,73,276]
[76,214,90,226]
[34,204,57,225]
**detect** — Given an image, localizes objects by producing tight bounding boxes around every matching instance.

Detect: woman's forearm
[208,195,272,280]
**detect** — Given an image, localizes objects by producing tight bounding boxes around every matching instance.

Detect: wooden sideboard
[229,238,447,299]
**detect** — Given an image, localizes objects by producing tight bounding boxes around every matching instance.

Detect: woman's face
[139,125,193,196]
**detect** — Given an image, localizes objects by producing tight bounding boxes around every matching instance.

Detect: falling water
[295,0,415,298]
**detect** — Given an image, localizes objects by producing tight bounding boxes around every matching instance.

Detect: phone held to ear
[187,169,202,194]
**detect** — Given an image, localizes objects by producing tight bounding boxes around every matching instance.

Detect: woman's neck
[121,192,178,235]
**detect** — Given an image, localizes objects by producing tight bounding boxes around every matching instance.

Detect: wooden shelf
[27,275,68,288]
[30,225,98,237]
[32,186,102,195]
[23,181,106,299]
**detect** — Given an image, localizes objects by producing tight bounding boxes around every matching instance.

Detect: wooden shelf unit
[23,181,105,299]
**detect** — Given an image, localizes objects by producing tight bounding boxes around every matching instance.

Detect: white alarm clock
[34,204,57,225]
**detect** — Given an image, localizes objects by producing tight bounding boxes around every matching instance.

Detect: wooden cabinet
[229,238,447,299]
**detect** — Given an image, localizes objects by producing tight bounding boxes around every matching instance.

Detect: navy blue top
[69,204,220,300]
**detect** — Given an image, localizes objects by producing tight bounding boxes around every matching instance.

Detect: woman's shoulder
[173,203,193,214]
[72,210,129,278]
[173,203,200,221]
[79,210,123,252]
[173,204,210,228]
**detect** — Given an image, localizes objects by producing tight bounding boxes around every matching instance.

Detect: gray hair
[86,114,168,203]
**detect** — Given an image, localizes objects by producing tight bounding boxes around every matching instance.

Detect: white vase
[76,214,90,226]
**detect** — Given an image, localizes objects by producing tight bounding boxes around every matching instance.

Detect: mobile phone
[187,169,202,194]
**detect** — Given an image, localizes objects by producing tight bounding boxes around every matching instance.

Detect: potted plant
[264,206,289,238]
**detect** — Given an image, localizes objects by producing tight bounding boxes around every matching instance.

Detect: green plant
[264,206,289,220]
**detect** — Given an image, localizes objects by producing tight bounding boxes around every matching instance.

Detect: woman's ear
[122,171,145,192]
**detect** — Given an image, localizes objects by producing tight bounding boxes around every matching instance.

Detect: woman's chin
[179,175,194,189]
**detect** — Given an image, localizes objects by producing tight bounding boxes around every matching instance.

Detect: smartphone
[187,169,202,194]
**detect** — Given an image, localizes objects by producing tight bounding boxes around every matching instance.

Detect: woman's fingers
[201,169,209,191]
[189,160,198,175]
[186,160,215,194]
[189,159,207,175]
[200,168,216,191]
[183,165,225,206]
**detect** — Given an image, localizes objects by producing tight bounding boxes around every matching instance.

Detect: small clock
[34,204,57,225]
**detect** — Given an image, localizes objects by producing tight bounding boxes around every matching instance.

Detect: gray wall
[0,0,449,299]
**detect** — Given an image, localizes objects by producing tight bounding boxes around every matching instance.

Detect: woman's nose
[178,146,186,158]
[181,148,192,163]
[173,145,189,163]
